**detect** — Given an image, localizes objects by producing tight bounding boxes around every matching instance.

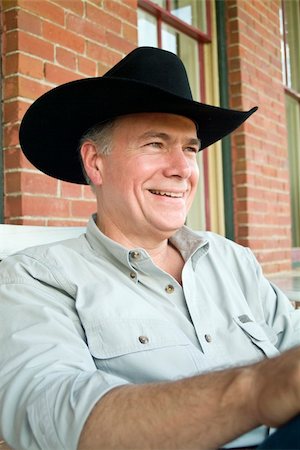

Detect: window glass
[284,0,300,91]
[286,95,300,246]
[170,0,207,32]
[161,24,201,101]
[138,9,158,46]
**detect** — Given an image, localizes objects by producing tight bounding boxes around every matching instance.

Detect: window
[138,0,225,233]
[281,0,300,253]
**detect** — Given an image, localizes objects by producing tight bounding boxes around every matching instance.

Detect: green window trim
[215,0,234,241]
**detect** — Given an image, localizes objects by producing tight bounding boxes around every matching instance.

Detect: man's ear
[80,142,103,186]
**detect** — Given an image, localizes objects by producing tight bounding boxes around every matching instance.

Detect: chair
[0,224,85,260]
[0,224,85,449]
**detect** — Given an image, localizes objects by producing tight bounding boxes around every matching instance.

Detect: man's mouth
[149,189,184,198]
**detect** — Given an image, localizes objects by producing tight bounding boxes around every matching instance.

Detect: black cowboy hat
[19,46,257,184]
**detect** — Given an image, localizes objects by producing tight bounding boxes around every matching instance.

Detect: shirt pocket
[84,318,199,383]
[234,316,280,358]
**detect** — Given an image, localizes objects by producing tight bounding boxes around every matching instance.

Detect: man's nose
[163,148,192,179]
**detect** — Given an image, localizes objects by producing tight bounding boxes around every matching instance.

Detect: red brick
[5,171,58,196]
[86,3,122,34]
[3,76,18,99]
[3,30,18,53]
[17,9,42,35]
[17,0,65,26]
[22,195,71,217]
[47,219,87,227]
[106,31,136,54]
[56,47,77,70]
[44,63,82,84]
[4,148,21,170]
[5,195,22,218]
[4,76,49,101]
[51,0,84,16]
[5,171,21,194]
[4,9,18,30]
[22,172,58,195]
[70,200,96,218]
[25,78,49,100]
[43,22,85,54]
[60,181,83,199]
[86,42,121,66]
[5,53,44,79]
[104,0,137,26]
[66,14,106,43]
[78,56,97,76]
[3,147,35,171]
[6,218,47,226]
[122,22,137,43]
[3,100,30,123]
[6,30,55,61]
[83,185,96,200]
[3,123,20,148]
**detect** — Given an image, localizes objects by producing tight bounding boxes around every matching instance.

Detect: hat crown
[104,47,193,100]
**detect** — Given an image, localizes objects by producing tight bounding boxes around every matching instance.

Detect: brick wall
[226,0,292,274]
[1,0,137,226]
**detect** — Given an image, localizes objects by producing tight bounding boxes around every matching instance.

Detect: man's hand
[249,345,300,428]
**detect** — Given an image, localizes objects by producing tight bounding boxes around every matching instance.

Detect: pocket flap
[234,316,270,341]
[85,319,190,359]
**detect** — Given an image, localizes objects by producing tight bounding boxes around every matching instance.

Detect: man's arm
[79,346,300,450]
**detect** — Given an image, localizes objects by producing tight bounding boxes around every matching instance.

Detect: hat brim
[19,77,257,184]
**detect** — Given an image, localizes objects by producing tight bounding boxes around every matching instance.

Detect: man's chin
[152,221,185,238]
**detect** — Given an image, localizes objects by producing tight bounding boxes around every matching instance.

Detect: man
[0,47,300,450]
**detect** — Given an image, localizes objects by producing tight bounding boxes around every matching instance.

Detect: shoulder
[0,235,89,289]
[194,230,257,269]
[197,230,251,254]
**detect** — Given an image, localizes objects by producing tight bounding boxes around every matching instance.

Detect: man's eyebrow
[138,131,171,141]
[138,131,201,148]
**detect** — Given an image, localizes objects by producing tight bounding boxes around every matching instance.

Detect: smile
[149,190,184,198]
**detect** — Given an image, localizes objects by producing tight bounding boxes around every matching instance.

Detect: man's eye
[147,142,163,148]
[185,146,199,154]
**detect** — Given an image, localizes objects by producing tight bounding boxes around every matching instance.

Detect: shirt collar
[86,214,209,270]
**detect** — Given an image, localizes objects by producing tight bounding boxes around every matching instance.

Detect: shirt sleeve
[0,254,129,450]
[244,247,300,350]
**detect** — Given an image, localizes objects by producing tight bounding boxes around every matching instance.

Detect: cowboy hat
[19,46,257,184]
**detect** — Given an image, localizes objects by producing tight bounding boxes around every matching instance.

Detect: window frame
[138,0,212,43]
[281,0,300,250]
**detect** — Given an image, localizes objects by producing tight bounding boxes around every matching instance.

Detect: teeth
[149,190,183,198]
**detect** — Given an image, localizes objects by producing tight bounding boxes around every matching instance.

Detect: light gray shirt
[0,215,299,450]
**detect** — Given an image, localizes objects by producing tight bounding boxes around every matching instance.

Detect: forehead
[115,112,197,136]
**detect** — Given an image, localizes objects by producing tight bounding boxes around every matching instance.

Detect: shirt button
[138,335,149,344]
[130,271,137,279]
[204,334,212,343]
[130,251,141,260]
[165,284,175,294]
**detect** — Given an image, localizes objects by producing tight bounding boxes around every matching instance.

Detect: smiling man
[0,47,300,450]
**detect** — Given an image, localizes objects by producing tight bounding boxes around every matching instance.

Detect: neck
[96,215,184,283]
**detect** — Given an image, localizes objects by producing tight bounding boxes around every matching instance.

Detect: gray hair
[78,118,117,185]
